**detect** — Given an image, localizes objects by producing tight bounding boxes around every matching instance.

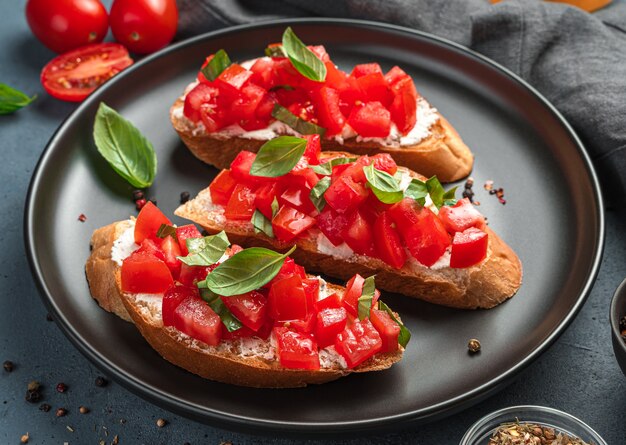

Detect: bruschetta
[85,203,407,388]
[175,138,522,309]
[170,28,473,182]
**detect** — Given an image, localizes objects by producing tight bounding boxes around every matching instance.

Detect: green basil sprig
[265,44,287,58]
[0,83,36,115]
[156,224,178,240]
[309,176,331,212]
[249,136,307,177]
[357,276,377,321]
[378,301,411,348]
[93,102,157,189]
[311,157,357,176]
[177,231,230,267]
[201,49,231,81]
[197,283,243,332]
[252,210,274,238]
[204,245,297,296]
[271,104,326,136]
[363,164,404,204]
[282,27,327,82]
[271,197,280,217]
[405,176,457,208]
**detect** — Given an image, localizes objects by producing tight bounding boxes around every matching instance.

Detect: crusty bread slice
[85,221,404,388]
[170,95,473,183]
[174,153,522,309]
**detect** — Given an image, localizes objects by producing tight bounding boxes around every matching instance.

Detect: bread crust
[170,96,473,183]
[174,153,522,309]
[85,220,403,388]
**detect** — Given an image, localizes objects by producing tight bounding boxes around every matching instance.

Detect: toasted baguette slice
[175,153,522,309]
[170,93,473,182]
[85,220,403,388]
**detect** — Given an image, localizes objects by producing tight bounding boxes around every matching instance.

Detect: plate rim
[24,17,605,434]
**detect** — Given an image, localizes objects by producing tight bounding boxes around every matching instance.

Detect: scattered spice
[484,180,494,192]
[66,425,74,432]
[468,338,481,353]
[135,198,147,210]
[56,407,67,417]
[39,403,51,412]
[112,435,120,445]
[25,381,41,403]
[95,376,108,387]
[156,418,167,428]
[20,433,29,443]
[3,360,13,372]
[132,190,144,201]
[462,177,476,203]
[46,313,54,321]
[79,406,89,414]
[56,382,68,393]
[27,381,40,392]
[180,191,190,204]
[78,213,87,222]
[488,420,593,445]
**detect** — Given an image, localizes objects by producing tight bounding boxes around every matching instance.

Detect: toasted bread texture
[170,94,473,182]
[174,153,522,309]
[85,220,403,388]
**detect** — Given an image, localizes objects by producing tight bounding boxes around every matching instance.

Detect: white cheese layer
[111,223,139,266]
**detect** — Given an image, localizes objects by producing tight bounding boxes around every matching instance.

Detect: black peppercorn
[3,360,13,372]
[95,376,108,387]
[39,403,51,412]
[25,390,41,403]
[132,190,144,201]
[180,191,190,204]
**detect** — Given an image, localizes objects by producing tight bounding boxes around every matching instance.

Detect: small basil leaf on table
[309,176,331,212]
[357,275,377,321]
[0,83,36,115]
[205,245,297,296]
[93,102,157,188]
[311,157,357,176]
[197,283,243,332]
[363,163,404,204]
[271,104,326,136]
[249,136,307,177]
[177,231,230,267]
[378,301,411,348]
[201,49,231,81]
[281,27,327,82]
[252,210,274,238]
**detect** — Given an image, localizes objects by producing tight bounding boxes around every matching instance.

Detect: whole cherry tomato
[109,0,178,54]
[25,0,109,53]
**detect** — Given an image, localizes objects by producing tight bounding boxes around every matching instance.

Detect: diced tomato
[303,134,321,165]
[255,93,277,122]
[229,151,265,186]
[264,257,297,289]
[183,83,219,123]
[450,228,489,268]
[221,290,267,332]
[273,58,302,86]
[314,292,343,311]
[273,327,320,370]
[287,313,316,334]
[172,295,222,346]
[178,263,212,287]
[315,205,350,246]
[268,274,309,322]
[314,307,348,348]
[389,90,417,135]
[249,57,277,89]
[175,225,203,256]
[369,309,400,353]
[373,212,406,269]
[278,186,315,215]
[308,45,330,63]
[356,72,393,107]
[285,158,319,188]
[302,278,320,309]
[254,183,280,220]
[338,76,363,116]
[351,63,383,78]
[231,83,267,127]
[134,238,165,262]
[384,66,418,98]
[339,156,370,184]
[224,184,256,221]
[343,210,375,257]
[388,199,451,267]
[348,101,391,138]
[325,61,348,90]
[370,153,398,176]
[313,86,346,135]
[162,284,197,327]
[324,176,369,214]
[134,202,172,244]
[334,319,382,368]
[121,250,173,294]
[216,63,253,97]
[221,324,256,340]
[160,235,182,279]
[438,198,487,234]
[342,274,365,317]
[271,205,316,242]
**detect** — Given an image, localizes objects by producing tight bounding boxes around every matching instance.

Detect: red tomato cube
[175,224,203,256]
[229,151,265,186]
[287,313,317,334]
[273,327,320,370]
[324,61,348,90]
[160,235,182,279]
[121,251,173,294]
[221,290,267,332]
[172,295,222,346]
[162,284,197,327]
[216,63,253,96]
[316,205,351,246]
[334,319,383,369]
[384,66,418,98]
[268,274,309,322]
[134,238,165,262]
[450,228,489,268]
[134,202,172,244]
[178,263,212,287]
[314,307,348,348]
[347,101,391,138]
[373,212,407,269]
[224,184,256,221]
[313,86,346,136]
[356,72,393,107]
[209,170,238,206]
[351,63,383,78]
[370,153,398,175]
[183,83,218,123]
[254,183,280,220]
[278,187,316,215]
[342,274,365,317]
[271,205,316,242]
[389,90,417,135]
[303,134,322,165]
[369,309,400,353]
[324,175,369,214]
[314,292,343,312]
[438,198,487,234]
[342,210,376,257]
[249,57,277,89]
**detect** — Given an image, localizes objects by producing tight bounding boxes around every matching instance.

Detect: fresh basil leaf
[426,176,445,208]
[197,284,243,332]
[249,136,307,177]
[311,157,357,176]
[442,186,458,207]
[205,245,297,296]
[363,164,404,204]
[271,197,280,217]
[404,178,428,206]
[201,49,231,81]
[309,176,331,212]
[0,83,36,115]
[156,224,178,240]
[281,27,327,82]
[177,231,230,266]
[265,44,287,58]
[252,210,274,238]
[271,104,326,136]
[378,301,411,348]
[93,102,157,188]
[357,276,377,321]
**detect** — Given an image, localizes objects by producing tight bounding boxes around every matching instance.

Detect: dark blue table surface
[2,1,626,444]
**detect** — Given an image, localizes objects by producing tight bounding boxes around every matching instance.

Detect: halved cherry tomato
[175,225,202,256]
[172,295,222,346]
[109,0,178,54]
[40,43,133,102]
[450,228,489,268]
[342,274,365,317]
[160,235,182,279]
[438,198,487,234]
[369,309,400,353]
[209,170,238,206]
[324,176,369,214]
[271,206,316,243]
[334,319,382,369]
[121,250,173,294]
[347,101,391,138]
[273,327,320,370]
[221,290,267,332]
[268,275,308,322]
[162,284,196,327]
[134,202,172,244]
[314,307,348,348]
[315,206,351,246]
[224,184,255,221]
[373,212,407,269]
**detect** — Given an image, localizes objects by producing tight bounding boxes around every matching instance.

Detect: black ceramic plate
[25,19,604,434]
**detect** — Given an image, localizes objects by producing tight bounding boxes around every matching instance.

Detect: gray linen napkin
[177,0,626,207]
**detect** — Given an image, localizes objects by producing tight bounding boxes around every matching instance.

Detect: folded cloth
[178,0,626,207]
